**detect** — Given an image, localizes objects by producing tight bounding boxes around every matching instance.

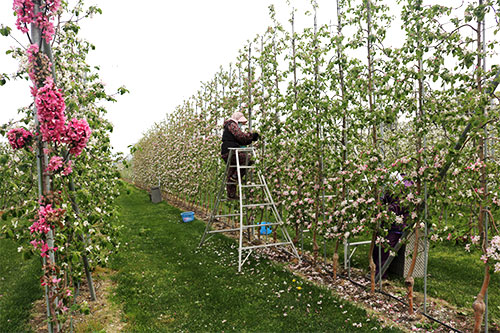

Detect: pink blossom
[35,12,56,42]
[45,155,63,172]
[40,242,50,258]
[13,0,35,33]
[30,204,64,235]
[64,118,91,156]
[62,160,73,175]
[26,44,40,83]
[30,240,41,248]
[471,235,480,244]
[13,0,61,42]
[29,216,51,234]
[7,128,33,150]
[35,77,66,143]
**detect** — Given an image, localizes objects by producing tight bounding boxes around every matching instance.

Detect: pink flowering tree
[1,0,124,330]
[8,0,91,328]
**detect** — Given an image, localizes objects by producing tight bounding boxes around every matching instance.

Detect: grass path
[110,184,400,332]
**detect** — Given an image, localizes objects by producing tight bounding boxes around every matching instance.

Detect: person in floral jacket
[221,111,260,199]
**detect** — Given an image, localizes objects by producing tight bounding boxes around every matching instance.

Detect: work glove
[252,132,260,141]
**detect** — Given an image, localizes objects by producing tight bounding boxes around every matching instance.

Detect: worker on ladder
[221,111,260,200]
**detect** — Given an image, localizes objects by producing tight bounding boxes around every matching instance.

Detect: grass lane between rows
[110,184,400,332]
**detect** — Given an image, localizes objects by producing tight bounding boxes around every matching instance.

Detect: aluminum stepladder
[199,147,301,272]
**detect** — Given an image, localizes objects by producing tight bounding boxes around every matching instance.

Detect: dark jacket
[221,119,253,155]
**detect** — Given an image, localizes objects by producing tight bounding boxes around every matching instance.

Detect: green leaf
[72,253,80,265]
[0,26,11,37]
[117,86,129,95]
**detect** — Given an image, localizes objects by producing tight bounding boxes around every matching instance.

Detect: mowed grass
[414,242,500,324]
[110,184,401,332]
[0,218,42,332]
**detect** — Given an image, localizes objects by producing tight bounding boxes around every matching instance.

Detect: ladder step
[241,241,294,251]
[241,184,265,188]
[229,165,256,169]
[213,213,241,218]
[242,203,273,208]
[228,147,254,152]
[208,228,240,234]
[242,222,281,229]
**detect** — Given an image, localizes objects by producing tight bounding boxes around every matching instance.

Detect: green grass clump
[414,242,499,322]
[0,218,42,331]
[110,184,400,332]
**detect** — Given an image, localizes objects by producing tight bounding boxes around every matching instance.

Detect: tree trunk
[332,238,340,279]
[473,265,490,333]
[368,231,377,294]
[405,227,420,315]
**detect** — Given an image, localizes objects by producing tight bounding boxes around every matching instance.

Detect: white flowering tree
[130,1,500,331]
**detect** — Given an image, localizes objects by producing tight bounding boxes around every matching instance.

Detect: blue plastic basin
[181,211,194,223]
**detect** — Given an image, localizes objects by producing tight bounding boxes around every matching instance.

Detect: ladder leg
[251,147,300,260]
[236,151,245,272]
[258,167,301,261]
[202,147,301,270]
[199,150,232,247]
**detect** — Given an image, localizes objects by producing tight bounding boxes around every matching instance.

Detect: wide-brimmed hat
[230,111,248,124]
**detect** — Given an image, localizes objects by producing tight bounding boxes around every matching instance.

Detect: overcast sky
[0,0,341,155]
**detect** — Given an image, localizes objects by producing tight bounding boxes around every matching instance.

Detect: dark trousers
[373,229,404,278]
[221,151,250,198]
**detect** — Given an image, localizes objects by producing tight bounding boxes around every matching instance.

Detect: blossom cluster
[26,44,52,87]
[486,236,500,273]
[7,127,34,150]
[13,0,35,34]
[26,44,40,82]
[26,47,92,159]
[30,239,57,258]
[35,77,67,143]
[45,155,63,172]
[465,158,486,172]
[13,0,61,42]
[44,154,73,175]
[64,118,92,156]
[29,203,64,235]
